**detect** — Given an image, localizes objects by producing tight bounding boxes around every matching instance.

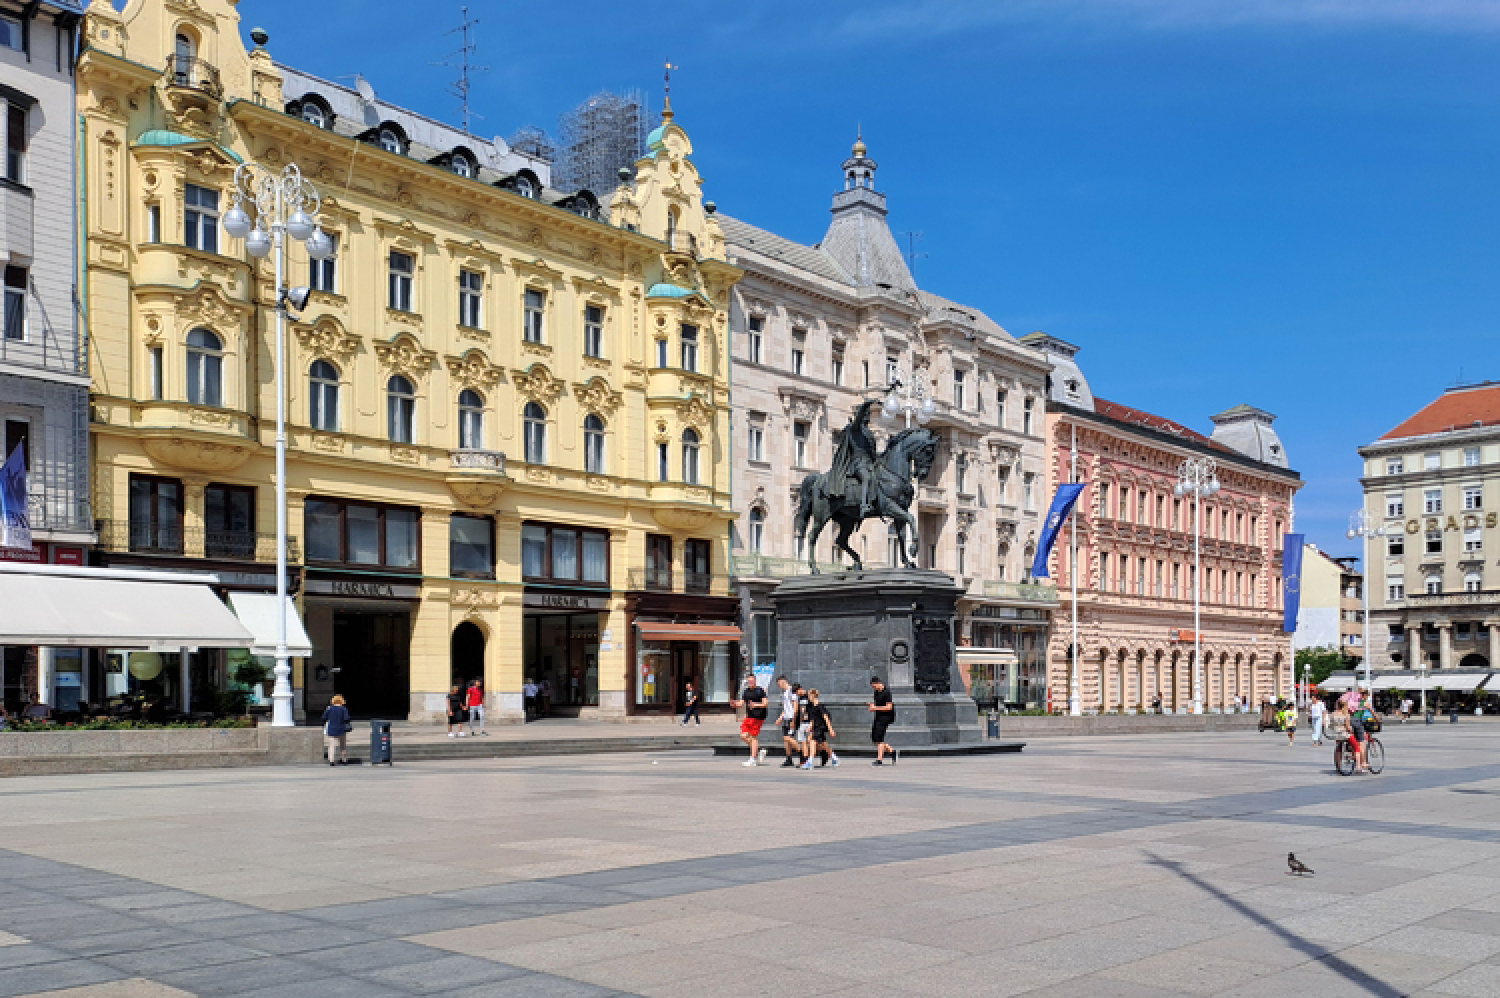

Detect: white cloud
[833,0,1500,42]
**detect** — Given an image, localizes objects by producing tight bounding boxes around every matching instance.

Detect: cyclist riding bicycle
[1339,690,1376,773]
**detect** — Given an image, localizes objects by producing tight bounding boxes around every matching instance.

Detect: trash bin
[1426,710,1436,725]
[370,720,393,765]
[986,711,1000,739]
[1449,708,1459,724]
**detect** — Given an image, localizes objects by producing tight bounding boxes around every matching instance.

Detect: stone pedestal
[769,568,982,748]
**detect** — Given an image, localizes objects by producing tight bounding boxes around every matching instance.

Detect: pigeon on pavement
[1287,852,1314,876]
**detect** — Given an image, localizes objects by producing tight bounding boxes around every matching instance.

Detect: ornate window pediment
[295,318,360,364]
[511,363,565,404]
[446,349,505,394]
[676,392,714,433]
[375,333,436,382]
[573,376,623,417]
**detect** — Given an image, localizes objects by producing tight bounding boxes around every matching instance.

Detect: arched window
[378,128,403,155]
[666,207,678,250]
[523,402,546,464]
[450,153,472,178]
[387,375,415,443]
[175,33,195,62]
[173,33,195,85]
[748,508,764,553]
[301,102,326,129]
[681,427,700,485]
[514,174,536,199]
[185,328,222,406]
[458,389,484,450]
[583,414,606,474]
[309,359,339,431]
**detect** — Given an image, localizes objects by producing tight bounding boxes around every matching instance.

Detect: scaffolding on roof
[555,90,648,195]
[507,125,555,164]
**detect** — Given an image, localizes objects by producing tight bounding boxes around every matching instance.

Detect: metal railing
[730,554,854,578]
[97,521,299,563]
[27,495,92,535]
[983,579,1059,602]
[1407,590,1500,607]
[164,56,223,99]
[450,449,506,471]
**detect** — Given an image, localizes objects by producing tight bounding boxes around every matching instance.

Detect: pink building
[1027,335,1302,712]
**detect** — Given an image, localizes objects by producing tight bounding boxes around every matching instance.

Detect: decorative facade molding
[573,377,623,417]
[295,318,361,365]
[375,334,437,383]
[511,363,566,405]
[445,350,506,395]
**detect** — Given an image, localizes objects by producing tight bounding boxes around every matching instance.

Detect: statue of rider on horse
[793,399,940,574]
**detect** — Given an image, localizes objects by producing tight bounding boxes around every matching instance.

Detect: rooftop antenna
[433,7,488,135]
[899,230,928,280]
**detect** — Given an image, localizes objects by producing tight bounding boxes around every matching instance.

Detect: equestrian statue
[793,399,941,574]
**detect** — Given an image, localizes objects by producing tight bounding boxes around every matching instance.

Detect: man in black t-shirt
[868,676,897,766]
[731,676,770,767]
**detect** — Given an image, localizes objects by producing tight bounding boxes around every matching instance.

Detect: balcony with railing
[627,568,731,595]
[98,521,300,563]
[450,449,506,471]
[982,579,1060,604]
[1406,590,1500,607]
[164,56,223,100]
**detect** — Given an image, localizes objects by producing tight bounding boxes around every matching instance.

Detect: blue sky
[256,0,1500,562]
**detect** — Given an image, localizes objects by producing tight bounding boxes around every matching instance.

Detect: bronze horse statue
[793,425,940,574]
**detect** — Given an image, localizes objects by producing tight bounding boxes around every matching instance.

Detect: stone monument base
[769,568,983,749]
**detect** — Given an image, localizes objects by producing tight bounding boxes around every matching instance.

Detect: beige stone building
[1291,544,1364,665]
[77,0,739,722]
[723,137,1054,702]
[1031,335,1301,712]
[1357,381,1500,676]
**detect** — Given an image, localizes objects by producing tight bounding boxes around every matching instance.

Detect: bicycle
[1334,735,1384,776]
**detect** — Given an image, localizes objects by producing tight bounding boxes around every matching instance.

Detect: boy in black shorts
[802,688,839,768]
[869,676,896,766]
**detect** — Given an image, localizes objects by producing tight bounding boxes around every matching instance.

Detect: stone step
[388,732,725,761]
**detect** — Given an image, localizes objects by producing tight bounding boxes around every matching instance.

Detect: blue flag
[1282,533,1305,633]
[0,441,28,551]
[1030,483,1087,579]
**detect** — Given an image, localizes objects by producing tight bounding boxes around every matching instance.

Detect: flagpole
[1069,422,1080,717]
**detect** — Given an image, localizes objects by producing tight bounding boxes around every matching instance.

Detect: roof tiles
[1378,382,1500,441]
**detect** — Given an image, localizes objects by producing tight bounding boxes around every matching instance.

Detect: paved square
[3,725,1500,996]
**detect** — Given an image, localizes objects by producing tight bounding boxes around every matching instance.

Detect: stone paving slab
[3,726,1500,996]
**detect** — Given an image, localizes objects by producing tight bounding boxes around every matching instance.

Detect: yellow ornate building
[77,0,739,721]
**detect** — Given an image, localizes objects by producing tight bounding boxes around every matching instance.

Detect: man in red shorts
[731,675,769,767]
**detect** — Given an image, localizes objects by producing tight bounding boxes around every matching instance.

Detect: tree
[1295,646,1348,688]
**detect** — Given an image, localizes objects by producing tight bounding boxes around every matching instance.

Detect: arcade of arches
[1060,644,1287,712]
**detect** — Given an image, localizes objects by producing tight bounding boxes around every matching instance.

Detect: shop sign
[51,546,84,566]
[0,542,43,563]
[523,593,609,610]
[305,579,421,600]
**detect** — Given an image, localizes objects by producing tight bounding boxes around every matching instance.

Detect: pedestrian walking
[1280,700,1298,745]
[1400,697,1412,723]
[466,680,487,736]
[1309,696,1326,745]
[869,676,897,765]
[1151,693,1162,715]
[792,686,813,768]
[446,683,468,737]
[775,677,803,768]
[538,678,552,718]
[804,689,839,768]
[522,678,538,721]
[322,694,352,765]
[731,675,769,766]
[681,681,701,726]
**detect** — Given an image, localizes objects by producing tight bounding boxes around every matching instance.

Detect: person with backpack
[322,694,352,766]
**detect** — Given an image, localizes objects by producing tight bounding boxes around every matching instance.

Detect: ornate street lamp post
[222,162,334,727]
[1347,509,1386,700]
[879,369,936,429]
[1175,456,1219,715]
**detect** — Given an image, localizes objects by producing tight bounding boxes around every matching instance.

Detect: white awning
[226,592,313,658]
[1318,674,1356,691]
[1366,673,1417,688]
[0,563,254,651]
[1427,673,1493,693]
[957,649,1020,666]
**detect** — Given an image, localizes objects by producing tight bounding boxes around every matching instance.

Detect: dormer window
[514,175,536,199]
[450,153,473,179]
[301,103,326,128]
[378,128,403,155]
